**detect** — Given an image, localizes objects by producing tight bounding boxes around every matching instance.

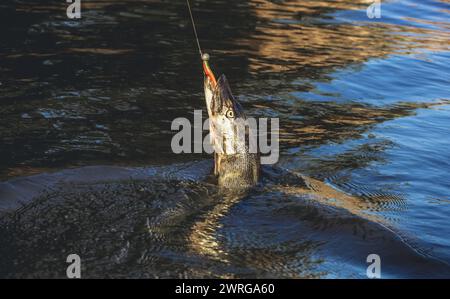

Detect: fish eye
[226,110,235,118]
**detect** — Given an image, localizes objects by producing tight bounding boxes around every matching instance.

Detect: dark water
[0,0,449,278]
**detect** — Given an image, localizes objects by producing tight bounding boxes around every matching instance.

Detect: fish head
[204,74,247,156]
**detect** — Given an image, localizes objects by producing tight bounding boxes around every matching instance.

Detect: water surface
[0,0,449,278]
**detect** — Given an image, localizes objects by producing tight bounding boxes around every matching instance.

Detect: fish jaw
[204,74,248,156]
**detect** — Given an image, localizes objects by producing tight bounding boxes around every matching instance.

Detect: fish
[202,54,260,192]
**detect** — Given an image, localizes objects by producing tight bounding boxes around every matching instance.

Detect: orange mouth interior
[203,61,217,88]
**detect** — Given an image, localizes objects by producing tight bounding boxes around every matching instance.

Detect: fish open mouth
[202,56,248,157]
[202,55,244,119]
[205,75,244,118]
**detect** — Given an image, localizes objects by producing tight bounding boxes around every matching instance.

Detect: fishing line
[186,0,216,86]
[186,0,203,58]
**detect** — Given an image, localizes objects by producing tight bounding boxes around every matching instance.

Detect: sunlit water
[0,0,449,278]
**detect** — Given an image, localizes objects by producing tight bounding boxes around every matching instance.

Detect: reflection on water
[0,0,450,278]
[236,0,450,73]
